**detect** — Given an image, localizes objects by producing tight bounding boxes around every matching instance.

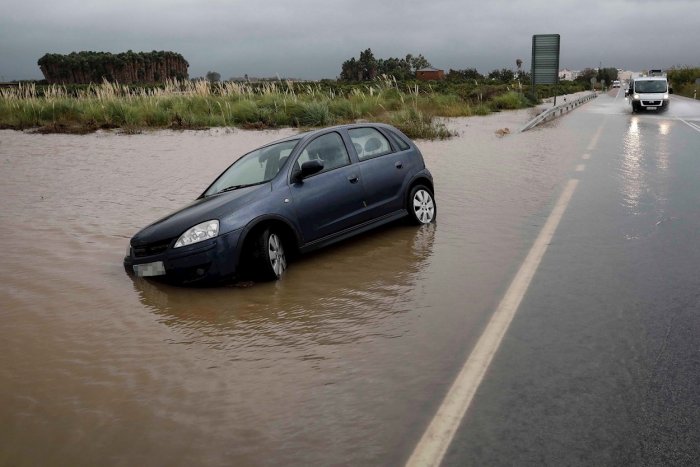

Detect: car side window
[349,127,393,161]
[295,132,350,175]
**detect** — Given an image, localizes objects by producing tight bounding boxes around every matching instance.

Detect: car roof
[266,123,402,146]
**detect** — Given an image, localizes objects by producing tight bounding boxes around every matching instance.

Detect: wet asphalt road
[440,92,700,465]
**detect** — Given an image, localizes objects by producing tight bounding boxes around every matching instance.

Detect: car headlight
[663,93,669,99]
[174,220,219,248]
[633,94,640,100]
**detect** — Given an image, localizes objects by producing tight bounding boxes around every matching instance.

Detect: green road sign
[531,34,560,85]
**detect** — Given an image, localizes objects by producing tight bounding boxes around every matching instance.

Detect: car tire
[251,228,287,281]
[408,185,436,225]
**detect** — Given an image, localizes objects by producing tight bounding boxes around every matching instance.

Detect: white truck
[625,75,671,112]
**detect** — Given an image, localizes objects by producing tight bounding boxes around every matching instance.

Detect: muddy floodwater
[0,111,581,465]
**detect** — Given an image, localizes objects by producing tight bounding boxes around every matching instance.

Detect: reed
[489,91,530,111]
[0,78,537,138]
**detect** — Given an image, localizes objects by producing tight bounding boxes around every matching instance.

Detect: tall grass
[667,66,700,99]
[489,91,530,111]
[0,77,537,139]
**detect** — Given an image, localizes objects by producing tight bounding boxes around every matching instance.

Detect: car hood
[131,184,269,246]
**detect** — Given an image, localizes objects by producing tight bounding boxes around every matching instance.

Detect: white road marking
[582,153,591,160]
[679,119,700,133]
[587,125,604,151]
[405,178,580,467]
[575,164,586,172]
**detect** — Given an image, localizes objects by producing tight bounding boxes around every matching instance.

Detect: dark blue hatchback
[124,123,436,284]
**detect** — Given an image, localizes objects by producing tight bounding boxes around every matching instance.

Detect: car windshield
[635,80,667,93]
[204,139,299,196]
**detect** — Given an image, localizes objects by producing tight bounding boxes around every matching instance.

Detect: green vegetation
[0,46,599,138]
[570,67,619,90]
[340,49,431,81]
[37,51,189,84]
[0,77,586,139]
[15,47,694,139]
[667,66,700,99]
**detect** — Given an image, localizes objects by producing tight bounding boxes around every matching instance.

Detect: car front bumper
[124,228,244,284]
[639,99,669,109]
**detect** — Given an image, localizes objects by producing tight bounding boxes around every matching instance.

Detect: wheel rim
[267,233,286,277]
[413,189,435,224]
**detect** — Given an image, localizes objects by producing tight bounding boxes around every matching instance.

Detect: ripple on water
[0,119,582,465]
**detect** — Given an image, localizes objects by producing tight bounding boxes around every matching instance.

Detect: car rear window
[348,127,393,161]
[385,128,411,151]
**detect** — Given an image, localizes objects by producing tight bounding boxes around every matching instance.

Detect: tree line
[574,67,619,87]
[37,51,189,84]
[339,49,532,84]
[339,49,431,81]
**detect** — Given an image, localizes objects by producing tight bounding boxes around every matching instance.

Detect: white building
[559,68,580,81]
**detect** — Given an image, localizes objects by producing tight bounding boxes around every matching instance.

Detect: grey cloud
[1,0,698,81]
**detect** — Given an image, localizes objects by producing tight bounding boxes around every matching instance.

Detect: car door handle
[348,175,360,183]
[395,161,403,169]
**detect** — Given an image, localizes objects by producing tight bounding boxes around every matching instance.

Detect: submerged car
[124,123,436,284]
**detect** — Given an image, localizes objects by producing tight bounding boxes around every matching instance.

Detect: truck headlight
[663,93,669,99]
[633,94,640,100]
[174,220,219,248]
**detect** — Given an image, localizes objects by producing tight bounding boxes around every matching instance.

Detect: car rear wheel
[408,185,436,225]
[251,228,287,281]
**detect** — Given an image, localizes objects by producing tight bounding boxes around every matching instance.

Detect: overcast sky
[1,0,698,81]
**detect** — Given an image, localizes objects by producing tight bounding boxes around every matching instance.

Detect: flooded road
[0,110,582,465]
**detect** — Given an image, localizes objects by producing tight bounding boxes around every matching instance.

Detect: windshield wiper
[218,182,262,194]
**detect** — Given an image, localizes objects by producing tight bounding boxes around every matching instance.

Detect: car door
[349,127,416,219]
[289,131,366,242]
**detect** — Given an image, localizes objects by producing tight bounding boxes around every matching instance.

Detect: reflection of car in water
[625,76,671,112]
[124,123,436,285]
[131,223,436,329]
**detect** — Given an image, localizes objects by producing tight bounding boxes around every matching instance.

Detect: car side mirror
[669,87,673,94]
[293,160,324,182]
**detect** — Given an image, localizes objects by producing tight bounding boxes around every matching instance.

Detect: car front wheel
[408,185,436,225]
[251,228,287,281]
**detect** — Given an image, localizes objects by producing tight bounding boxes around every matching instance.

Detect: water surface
[0,113,581,466]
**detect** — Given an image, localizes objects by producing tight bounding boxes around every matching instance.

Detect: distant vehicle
[124,123,436,284]
[612,80,621,88]
[648,69,664,77]
[625,76,671,112]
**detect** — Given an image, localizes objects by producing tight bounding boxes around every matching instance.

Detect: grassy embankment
[0,77,575,139]
[667,67,700,99]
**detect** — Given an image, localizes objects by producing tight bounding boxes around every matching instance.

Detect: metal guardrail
[520,92,597,132]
